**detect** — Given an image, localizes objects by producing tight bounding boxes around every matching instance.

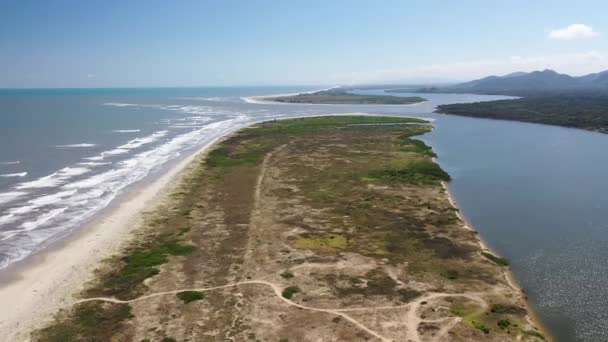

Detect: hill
[423,69,608,96]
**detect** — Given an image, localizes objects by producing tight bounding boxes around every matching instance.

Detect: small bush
[490,303,527,315]
[282,286,301,299]
[161,338,177,342]
[443,269,459,280]
[497,319,511,329]
[280,271,294,279]
[481,252,509,266]
[177,291,205,304]
[473,322,490,334]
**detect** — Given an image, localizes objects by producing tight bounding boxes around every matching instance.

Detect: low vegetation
[31,302,133,342]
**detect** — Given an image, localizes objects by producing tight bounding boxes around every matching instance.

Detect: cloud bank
[548,24,599,40]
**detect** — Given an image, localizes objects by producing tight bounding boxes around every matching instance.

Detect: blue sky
[1,0,606,87]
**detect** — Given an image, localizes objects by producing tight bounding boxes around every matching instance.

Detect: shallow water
[0,87,603,341]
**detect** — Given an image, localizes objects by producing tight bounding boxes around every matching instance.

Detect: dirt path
[76,280,488,342]
[73,142,490,342]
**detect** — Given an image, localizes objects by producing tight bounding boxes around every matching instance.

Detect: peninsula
[262,88,427,105]
[30,115,545,341]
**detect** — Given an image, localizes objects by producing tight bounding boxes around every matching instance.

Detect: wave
[112,129,141,133]
[103,102,138,107]
[15,167,90,189]
[77,162,111,166]
[28,190,77,207]
[0,214,17,225]
[56,143,96,148]
[117,130,167,150]
[0,117,252,269]
[0,161,20,165]
[83,130,169,161]
[0,172,27,178]
[20,207,68,231]
[0,191,27,205]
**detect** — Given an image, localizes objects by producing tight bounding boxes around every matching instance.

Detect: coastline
[0,127,242,342]
[441,180,552,341]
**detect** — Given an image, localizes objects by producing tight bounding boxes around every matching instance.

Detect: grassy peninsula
[263,88,427,104]
[33,116,544,341]
[436,93,608,134]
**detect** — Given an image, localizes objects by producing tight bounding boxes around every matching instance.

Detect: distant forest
[436,92,608,134]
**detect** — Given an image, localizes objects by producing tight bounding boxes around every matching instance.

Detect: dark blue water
[0,87,603,341]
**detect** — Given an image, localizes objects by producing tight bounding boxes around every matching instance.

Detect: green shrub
[282,286,301,299]
[497,319,511,329]
[177,291,205,304]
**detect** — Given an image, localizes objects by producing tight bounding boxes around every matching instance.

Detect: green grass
[177,291,205,304]
[481,252,509,266]
[32,303,133,342]
[102,241,196,299]
[282,286,301,299]
[161,338,177,342]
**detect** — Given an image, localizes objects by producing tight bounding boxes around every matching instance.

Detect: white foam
[77,162,111,166]
[103,102,138,107]
[0,172,27,178]
[0,116,254,269]
[0,161,20,165]
[28,190,77,207]
[21,207,67,231]
[117,130,167,150]
[0,214,17,225]
[15,167,90,189]
[112,129,141,133]
[56,143,96,148]
[0,191,27,205]
[8,205,38,215]
[83,156,104,161]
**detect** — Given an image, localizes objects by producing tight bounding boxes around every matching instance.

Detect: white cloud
[548,24,599,40]
[329,51,608,84]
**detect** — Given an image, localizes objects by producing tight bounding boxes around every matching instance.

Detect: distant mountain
[430,69,608,95]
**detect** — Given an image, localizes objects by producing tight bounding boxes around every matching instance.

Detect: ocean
[1,86,607,341]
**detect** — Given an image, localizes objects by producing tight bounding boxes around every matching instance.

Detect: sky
[1,0,607,87]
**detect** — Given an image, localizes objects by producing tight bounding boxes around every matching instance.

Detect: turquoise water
[0,87,604,341]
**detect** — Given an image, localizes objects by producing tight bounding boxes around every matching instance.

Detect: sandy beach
[0,130,237,342]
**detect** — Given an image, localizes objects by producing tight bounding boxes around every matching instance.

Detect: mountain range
[423,69,608,96]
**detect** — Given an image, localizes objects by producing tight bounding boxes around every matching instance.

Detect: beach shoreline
[0,127,242,342]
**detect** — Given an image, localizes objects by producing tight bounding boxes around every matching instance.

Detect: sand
[0,133,232,342]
